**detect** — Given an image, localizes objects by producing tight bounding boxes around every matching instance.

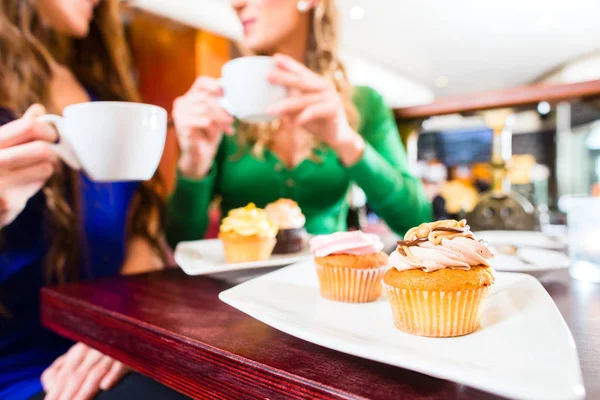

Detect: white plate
[490,247,570,278]
[219,261,584,400]
[175,239,312,276]
[541,224,568,239]
[476,230,568,250]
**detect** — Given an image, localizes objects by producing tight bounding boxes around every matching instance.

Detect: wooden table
[41,268,599,400]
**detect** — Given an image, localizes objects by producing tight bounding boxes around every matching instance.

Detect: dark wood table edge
[41,287,371,400]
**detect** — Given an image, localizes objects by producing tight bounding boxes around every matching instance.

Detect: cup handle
[37,115,82,170]
[216,78,235,117]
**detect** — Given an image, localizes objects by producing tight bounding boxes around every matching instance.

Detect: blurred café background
[120,0,600,238]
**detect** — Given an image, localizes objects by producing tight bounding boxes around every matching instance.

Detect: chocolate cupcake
[265,199,307,254]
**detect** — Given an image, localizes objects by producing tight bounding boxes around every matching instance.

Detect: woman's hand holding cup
[266,54,365,166]
[173,77,234,179]
[0,104,58,228]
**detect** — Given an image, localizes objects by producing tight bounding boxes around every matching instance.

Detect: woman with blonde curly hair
[0,0,186,399]
[168,0,431,244]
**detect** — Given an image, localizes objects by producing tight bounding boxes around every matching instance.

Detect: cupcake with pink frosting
[309,231,389,303]
[384,219,495,337]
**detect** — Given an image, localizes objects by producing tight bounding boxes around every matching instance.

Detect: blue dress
[0,108,139,400]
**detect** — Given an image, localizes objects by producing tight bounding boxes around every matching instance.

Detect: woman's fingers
[173,95,233,135]
[188,95,233,125]
[295,99,339,126]
[175,112,231,140]
[0,140,58,170]
[174,92,231,119]
[56,347,104,400]
[22,103,47,120]
[190,76,224,97]
[267,92,328,117]
[174,76,236,179]
[203,124,223,142]
[71,356,113,400]
[267,68,326,92]
[0,162,55,189]
[173,77,233,139]
[44,344,88,400]
[0,155,55,227]
[0,177,49,228]
[179,116,213,132]
[41,355,66,392]
[0,118,58,149]
[41,343,128,400]
[99,361,128,391]
[0,103,54,148]
[189,103,233,127]
[272,53,313,76]
[177,117,221,141]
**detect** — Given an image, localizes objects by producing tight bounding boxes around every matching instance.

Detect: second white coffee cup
[219,56,287,123]
[38,102,167,182]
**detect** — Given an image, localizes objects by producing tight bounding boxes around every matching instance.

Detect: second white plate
[219,261,584,400]
[476,230,568,250]
[490,247,570,278]
[175,239,312,276]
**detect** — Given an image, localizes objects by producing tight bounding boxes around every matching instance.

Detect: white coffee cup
[38,102,167,182]
[219,56,287,123]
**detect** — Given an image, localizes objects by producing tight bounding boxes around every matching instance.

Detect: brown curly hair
[0,0,166,286]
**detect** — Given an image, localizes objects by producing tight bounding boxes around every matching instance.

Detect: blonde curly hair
[236,0,359,159]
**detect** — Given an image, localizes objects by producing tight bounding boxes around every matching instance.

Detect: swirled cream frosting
[265,199,306,230]
[389,220,493,272]
[219,203,278,238]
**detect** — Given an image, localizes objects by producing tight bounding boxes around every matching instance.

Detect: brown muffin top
[383,265,496,291]
[315,252,389,269]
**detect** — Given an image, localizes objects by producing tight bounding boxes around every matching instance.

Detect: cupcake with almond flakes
[265,199,307,254]
[218,203,278,263]
[310,231,388,303]
[384,219,495,337]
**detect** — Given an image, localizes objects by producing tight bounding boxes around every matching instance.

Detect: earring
[297,0,310,13]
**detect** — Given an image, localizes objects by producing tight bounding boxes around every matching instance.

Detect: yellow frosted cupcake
[218,203,278,263]
[310,231,389,303]
[384,219,495,337]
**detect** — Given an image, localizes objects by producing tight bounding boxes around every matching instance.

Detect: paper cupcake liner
[384,284,491,337]
[316,265,388,303]
[220,237,276,264]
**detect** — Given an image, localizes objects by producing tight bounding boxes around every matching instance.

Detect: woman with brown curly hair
[167,0,431,245]
[0,1,186,399]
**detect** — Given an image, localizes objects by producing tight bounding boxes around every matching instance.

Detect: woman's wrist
[177,158,211,180]
[329,128,365,166]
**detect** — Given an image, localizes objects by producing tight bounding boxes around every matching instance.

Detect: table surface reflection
[41,268,600,400]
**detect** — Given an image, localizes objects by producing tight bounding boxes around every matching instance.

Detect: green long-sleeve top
[166,86,431,246]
